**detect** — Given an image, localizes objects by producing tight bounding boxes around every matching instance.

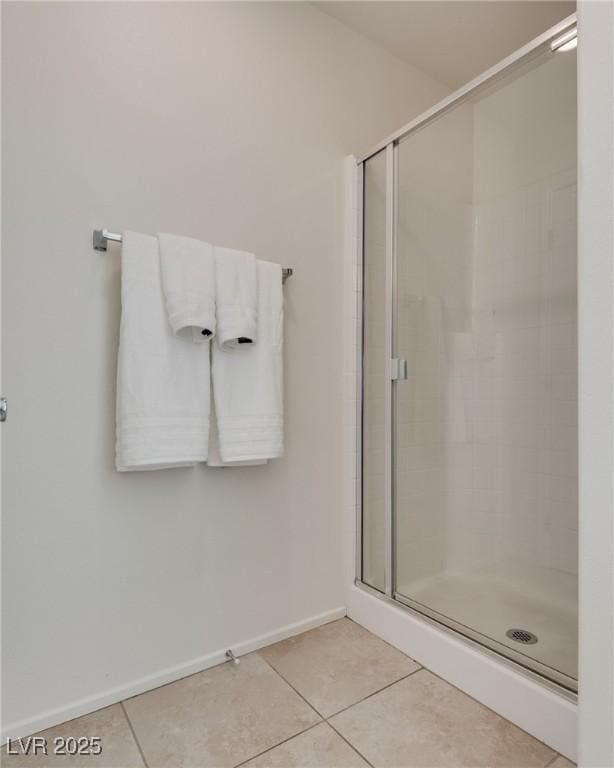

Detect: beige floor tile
[242,723,369,768]
[330,670,556,768]
[259,618,419,717]
[548,757,575,768]
[0,705,144,767]
[123,653,320,768]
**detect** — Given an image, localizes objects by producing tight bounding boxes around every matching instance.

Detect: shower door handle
[390,359,408,381]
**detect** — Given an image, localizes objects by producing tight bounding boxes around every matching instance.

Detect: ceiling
[313,1,575,87]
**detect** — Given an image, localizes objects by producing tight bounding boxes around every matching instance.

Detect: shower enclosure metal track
[356,13,578,164]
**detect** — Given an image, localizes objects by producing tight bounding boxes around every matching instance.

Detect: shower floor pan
[396,561,577,684]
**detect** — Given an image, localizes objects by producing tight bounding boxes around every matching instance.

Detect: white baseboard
[2,606,346,743]
[347,584,577,762]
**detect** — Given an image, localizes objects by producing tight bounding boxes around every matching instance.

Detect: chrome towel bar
[93,229,293,283]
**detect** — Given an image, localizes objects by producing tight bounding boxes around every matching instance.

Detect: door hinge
[0,397,7,422]
[390,359,408,381]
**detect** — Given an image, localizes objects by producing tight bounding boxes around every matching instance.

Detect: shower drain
[506,628,538,645]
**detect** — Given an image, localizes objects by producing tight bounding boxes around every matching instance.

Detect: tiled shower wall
[471,52,578,585]
[394,105,475,587]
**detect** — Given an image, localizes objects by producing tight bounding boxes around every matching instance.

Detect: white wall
[0,1,446,737]
[577,1,614,765]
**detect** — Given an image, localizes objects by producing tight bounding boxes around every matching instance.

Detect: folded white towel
[206,396,267,467]
[158,233,216,342]
[116,231,210,471]
[212,260,283,463]
[214,246,257,350]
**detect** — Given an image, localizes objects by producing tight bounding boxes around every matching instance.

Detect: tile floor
[1,618,576,768]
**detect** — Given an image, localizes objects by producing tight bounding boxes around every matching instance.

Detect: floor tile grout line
[325,666,424,720]
[259,649,423,723]
[258,652,424,768]
[231,722,322,768]
[120,700,150,768]
[258,653,327,720]
[325,718,375,768]
[228,654,330,767]
[321,669,424,768]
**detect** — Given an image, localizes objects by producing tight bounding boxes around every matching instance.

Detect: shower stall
[357,15,578,693]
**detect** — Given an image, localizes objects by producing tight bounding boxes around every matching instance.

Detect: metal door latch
[390,359,408,381]
[0,397,6,422]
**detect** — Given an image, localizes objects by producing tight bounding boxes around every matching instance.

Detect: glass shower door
[392,46,578,689]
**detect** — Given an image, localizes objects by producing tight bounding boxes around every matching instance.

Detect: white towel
[116,231,210,471]
[158,233,216,342]
[206,396,267,467]
[214,246,257,350]
[212,260,283,463]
